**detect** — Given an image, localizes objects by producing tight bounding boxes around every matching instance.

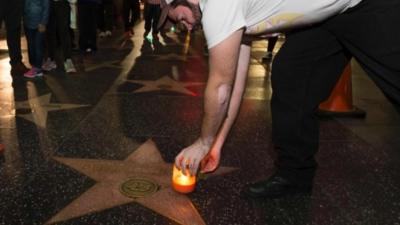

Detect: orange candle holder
[172,165,196,193]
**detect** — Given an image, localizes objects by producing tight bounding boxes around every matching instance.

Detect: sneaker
[99,31,106,38]
[64,59,77,73]
[105,30,112,36]
[42,58,57,71]
[262,51,273,62]
[24,67,43,78]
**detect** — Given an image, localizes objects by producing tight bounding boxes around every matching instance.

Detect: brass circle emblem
[120,177,159,198]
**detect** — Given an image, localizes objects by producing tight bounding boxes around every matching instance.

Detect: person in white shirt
[158,0,400,198]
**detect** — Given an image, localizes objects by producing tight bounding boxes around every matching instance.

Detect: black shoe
[243,175,312,199]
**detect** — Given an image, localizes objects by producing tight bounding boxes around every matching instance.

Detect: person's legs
[3,0,27,75]
[324,0,400,108]
[151,4,161,36]
[122,0,132,32]
[98,3,106,33]
[143,3,152,34]
[43,1,58,71]
[4,0,23,66]
[78,2,89,50]
[24,28,44,77]
[33,30,45,69]
[104,2,114,33]
[86,3,98,50]
[24,28,36,67]
[244,26,349,198]
[132,0,141,25]
[272,27,348,184]
[55,1,72,59]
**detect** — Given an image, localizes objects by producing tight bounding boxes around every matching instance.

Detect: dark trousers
[0,0,23,65]
[47,0,72,60]
[98,1,114,32]
[123,0,140,31]
[78,2,98,50]
[271,0,400,184]
[144,3,161,34]
[25,27,45,68]
[267,36,278,53]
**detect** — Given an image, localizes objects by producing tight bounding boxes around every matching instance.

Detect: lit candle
[172,165,196,193]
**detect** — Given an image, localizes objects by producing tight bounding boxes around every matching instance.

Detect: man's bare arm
[175,29,244,175]
[201,42,251,173]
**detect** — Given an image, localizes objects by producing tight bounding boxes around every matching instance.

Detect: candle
[172,165,196,193]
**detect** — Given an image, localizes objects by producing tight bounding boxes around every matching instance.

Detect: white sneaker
[42,58,57,71]
[105,30,112,36]
[99,32,106,38]
[64,59,77,73]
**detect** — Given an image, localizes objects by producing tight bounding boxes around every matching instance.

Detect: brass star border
[48,139,236,225]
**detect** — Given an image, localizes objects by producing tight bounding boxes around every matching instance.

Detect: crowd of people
[0,0,162,79]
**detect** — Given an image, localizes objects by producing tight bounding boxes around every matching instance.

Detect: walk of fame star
[15,93,89,128]
[126,76,204,96]
[48,139,236,225]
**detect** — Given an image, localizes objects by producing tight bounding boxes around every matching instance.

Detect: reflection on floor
[1,22,399,225]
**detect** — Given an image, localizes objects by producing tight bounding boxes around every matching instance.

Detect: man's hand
[38,24,46,33]
[175,138,212,176]
[200,147,221,173]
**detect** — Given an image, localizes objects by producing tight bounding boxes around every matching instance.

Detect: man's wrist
[198,137,213,149]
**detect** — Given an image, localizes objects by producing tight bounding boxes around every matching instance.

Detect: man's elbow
[217,83,232,107]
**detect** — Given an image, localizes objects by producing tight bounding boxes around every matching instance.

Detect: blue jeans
[24,27,45,69]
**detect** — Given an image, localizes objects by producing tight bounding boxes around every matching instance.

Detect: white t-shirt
[200,0,362,48]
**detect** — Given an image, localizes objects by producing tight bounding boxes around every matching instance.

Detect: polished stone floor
[1,22,400,225]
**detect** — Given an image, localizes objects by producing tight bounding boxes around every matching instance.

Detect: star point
[14,94,89,128]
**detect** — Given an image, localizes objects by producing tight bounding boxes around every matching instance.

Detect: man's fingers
[175,154,183,170]
[191,159,199,176]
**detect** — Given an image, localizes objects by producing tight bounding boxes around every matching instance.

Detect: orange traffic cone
[317,63,366,118]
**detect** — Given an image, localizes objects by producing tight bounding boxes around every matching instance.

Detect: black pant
[98,1,114,32]
[144,3,161,34]
[123,0,140,31]
[78,2,98,50]
[0,0,23,65]
[47,0,72,59]
[271,0,400,184]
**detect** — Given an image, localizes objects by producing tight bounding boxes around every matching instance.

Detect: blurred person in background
[78,0,100,53]
[143,0,161,40]
[98,0,114,38]
[44,0,77,73]
[23,0,49,78]
[0,0,29,76]
[122,0,141,38]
